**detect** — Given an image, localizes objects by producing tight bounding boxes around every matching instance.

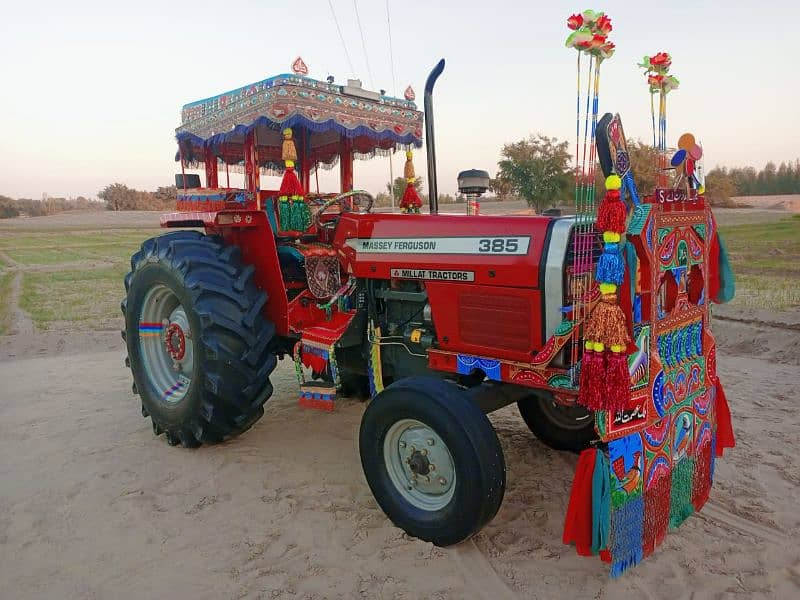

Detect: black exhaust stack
[424,59,445,215]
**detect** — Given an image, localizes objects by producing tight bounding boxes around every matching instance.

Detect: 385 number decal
[478,238,521,253]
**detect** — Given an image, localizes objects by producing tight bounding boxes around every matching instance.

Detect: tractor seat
[277,243,341,299]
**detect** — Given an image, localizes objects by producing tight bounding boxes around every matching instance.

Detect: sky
[1,0,798,200]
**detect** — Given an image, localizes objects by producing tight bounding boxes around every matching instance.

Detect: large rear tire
[122,230,277,447]
[359,377,506,546]
[517,393,596,453]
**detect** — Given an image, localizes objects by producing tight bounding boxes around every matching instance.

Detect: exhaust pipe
[424,59,445,215]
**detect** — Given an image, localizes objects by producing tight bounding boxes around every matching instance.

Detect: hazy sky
[1,0,797,200]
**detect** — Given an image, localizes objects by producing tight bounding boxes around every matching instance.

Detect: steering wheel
[314,190,374,231]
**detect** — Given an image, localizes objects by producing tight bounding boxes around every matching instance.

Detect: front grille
[458,293,531,351]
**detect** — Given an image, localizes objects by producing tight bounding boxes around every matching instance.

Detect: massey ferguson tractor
[123,56,734,562]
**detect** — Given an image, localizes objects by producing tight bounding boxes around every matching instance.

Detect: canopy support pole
[204,146,218,188]
[340,136,354,192]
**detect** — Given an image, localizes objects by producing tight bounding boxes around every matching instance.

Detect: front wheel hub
[384,419,456,511]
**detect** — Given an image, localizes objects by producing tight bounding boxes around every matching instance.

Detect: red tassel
[400,183,422,209]
[643,472,671,557]
[714,377,735,456]
[279,166,304,197]
[578,349,605,410]
[563,448,597,556]
[605,351,631,412]
[692,438,713,511]
[596,189,627,234]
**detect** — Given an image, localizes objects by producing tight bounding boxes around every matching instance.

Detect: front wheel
[517,393,596,453]
[359,377,506,546]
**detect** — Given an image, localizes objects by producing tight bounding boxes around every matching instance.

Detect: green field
[720,215,800,311]
[0,229,161,267]
[20,266,129,330]
[0,229,161,331]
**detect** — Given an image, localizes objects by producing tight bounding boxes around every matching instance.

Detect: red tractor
[123,60,733,552]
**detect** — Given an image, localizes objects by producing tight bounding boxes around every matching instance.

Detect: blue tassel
[596,248,625,285]
[591,449,610,554]
[609,495,644,578]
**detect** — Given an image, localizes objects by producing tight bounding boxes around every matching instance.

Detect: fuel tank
[334,213,576,362]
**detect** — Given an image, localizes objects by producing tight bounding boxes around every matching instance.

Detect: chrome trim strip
[544,217,576,340]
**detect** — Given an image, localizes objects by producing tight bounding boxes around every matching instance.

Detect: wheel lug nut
[421,449,427,456]
[427,438,435,446]
[438,477,447,486]
[429,464,435,471]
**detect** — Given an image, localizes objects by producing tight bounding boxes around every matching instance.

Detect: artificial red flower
[567,13,583,30]
[650,52,672,69]
[589,34,607,49]
[599,41,616,59]
[595,14,612,35]
[647,73,665,86]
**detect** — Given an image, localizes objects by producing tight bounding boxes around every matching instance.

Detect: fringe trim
[669,458,695,529]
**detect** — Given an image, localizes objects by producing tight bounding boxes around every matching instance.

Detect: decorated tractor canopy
[172,64,421,215]
[121,12,735,580]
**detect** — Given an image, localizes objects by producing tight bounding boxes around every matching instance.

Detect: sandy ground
[1,208,799,598]
[0,320,798,599]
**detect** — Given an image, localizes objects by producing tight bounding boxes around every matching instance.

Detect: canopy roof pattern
[176,74,423,170]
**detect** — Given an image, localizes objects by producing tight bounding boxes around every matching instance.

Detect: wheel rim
[539,397,592,431]
[383,419,456,511]
[138,284,194,404]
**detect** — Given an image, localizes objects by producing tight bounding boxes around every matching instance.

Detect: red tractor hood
[333,213,557,288]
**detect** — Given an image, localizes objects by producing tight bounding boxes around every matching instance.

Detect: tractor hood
[334,213,565,289]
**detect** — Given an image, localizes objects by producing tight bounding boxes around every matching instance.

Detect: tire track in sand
[454,538,519,600]
[696,501,789,545]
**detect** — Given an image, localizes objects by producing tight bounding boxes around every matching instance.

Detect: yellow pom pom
[282,128,293,138]
[585,340,594,350]
[285,159,295,168]
[406,150,413,159]
[605,174,622,191]
[610,344,624,353]
[592,342,605,352]
[599,282,617,295]
[603,231,621,243]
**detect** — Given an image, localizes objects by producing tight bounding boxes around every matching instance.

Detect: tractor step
[299,382,337,412]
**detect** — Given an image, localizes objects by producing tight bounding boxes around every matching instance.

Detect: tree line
[98,183,177,211]
[0,195,99,219]
[706,161,800,197]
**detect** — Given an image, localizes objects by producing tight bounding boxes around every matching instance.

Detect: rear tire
[122,230,277,447]
[517,393,596,453]
[360,377,506,546]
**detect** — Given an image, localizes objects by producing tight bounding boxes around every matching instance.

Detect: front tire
[359,377,506,546]
[517,393,596,453]
[122,230,277,447]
